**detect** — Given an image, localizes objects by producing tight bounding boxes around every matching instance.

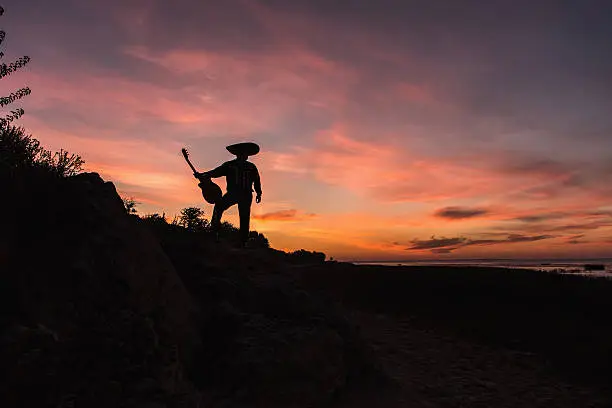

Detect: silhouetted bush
[216,221,270,248]
[287,249,326,264]
[175,207,209,232]
[122,196,139,214]
[0,125,83,177]
[249,230,270,248]
[37,148,84,177]
[141,212,167,226]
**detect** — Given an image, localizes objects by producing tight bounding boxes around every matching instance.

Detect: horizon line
[344,256,612,263]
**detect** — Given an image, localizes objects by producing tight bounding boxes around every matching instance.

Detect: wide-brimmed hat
[226,142,260,156]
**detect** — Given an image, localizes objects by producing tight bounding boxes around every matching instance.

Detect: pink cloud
[122,44,356,115]
[266,127,509,203]
[396,82,438,105]
[268,127,612,216]
[25,70,261,131]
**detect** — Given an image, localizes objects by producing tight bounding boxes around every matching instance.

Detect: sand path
[338,311,610,408]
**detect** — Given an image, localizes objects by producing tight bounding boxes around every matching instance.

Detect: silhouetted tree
[122,196,139,214]
[176,207,209,232]
[0,125,42,170]
[0,5,31,129]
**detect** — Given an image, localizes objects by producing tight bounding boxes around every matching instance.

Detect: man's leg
[237,194,253,245]
[211,193,237,240]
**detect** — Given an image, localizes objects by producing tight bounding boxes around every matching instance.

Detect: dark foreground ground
[3,170,612,407]
[296,262,612,407]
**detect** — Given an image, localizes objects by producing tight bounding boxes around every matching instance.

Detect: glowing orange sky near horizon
[5,0,612,260]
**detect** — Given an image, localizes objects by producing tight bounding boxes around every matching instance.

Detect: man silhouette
[195,142,262,247]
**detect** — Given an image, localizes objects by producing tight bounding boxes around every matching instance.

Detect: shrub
[0,125,83,177]
[249,231,270,248]
[288,249,326,264]
[176,207,209,232]
[122,197,139,214]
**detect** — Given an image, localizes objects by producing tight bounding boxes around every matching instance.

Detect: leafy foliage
[0,125,43,170]
[122,197,139,214]
[0,125,84,177]
[176,207,209,232]
[0,6,31,129]
[0,87,30,107]
[37,148,84,177]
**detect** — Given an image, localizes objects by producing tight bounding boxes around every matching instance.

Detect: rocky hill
[0,170,386,408]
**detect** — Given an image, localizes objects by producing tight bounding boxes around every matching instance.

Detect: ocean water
[352,258,612,278]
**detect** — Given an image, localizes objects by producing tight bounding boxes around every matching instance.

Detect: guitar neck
[184,156,198,174]
[188,161,198,174]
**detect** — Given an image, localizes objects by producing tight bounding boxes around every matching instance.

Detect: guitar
[181,148,223,204]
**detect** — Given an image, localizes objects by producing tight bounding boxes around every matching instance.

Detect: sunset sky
[4,0,612,260]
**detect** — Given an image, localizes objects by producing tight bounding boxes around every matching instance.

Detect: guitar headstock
[181,147,189,159]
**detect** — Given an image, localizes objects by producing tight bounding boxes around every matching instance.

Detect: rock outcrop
[2,172,202,407]
[1,172,385,407]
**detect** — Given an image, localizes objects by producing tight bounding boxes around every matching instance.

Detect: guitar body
[197,178,223,204]
[181,148,223,204]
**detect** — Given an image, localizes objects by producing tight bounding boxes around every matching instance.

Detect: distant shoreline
[347,259,612,278]
[349,257,612,265]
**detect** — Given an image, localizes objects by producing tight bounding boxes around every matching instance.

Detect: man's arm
[196,162,227,179]
[253,166,262,202]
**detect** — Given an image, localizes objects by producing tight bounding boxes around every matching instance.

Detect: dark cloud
[588,210,612,217]
[566,234,588,245]
[434,206,489,220]
[466,234,554,245]
[407,233,556,253]
[546,222,612,232]
[505,234,555,243]
[408,236,468,250]
[514,212,568,223]
[431,248,457,254]
[466,239,504,246]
